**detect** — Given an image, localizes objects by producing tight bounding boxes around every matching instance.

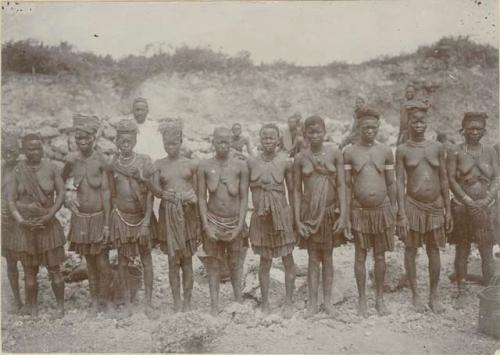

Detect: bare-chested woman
[198,127,249,316]
[248,123,296,318]
[344,108,397,317]
[8,133,66,317]
[1,132,23,311]
[294,115,347,317]
[396,101,453,314]
[109,119,157,315]
[61,115,112,313]
[151,119,200,312]
[448,112,499,308]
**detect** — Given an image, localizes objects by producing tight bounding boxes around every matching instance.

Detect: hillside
[1,36,498,163]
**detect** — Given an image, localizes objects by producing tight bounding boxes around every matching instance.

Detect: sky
[1,1,498,65]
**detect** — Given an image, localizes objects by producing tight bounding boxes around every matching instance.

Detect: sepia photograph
[1,0,499,353]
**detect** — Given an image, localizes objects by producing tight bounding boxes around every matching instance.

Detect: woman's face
[75,129,95,154]
[163,135,182,157]
[23,140,44,164]
[463,120,485,145]
[305,123,326,146]
[116,133,137,155]
[359,117,379,143]
[408,111,427,137]
[260,127,279,154]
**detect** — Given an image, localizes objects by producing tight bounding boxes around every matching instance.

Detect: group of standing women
[1,101,499,320]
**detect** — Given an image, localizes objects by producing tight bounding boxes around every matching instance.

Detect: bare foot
[210,305,219,317]
[19,305,32,316]
[454,293,467,310]
[14,299,23,312]
[375,298,390,316]
[412,295,426,313]
[261,302,271,315]
[305,304,318,319]
[323,303,335,317]
[173,300,182,313]
[182,300,192,312]
[357,298,368,318]
[429,298,445,314]
[145,305,158,320]
[282,303,293,319]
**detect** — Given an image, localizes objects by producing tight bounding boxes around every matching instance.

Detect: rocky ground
[2,241,499,354]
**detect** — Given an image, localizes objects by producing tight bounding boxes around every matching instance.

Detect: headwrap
[115,119,138,135]
[356,107,380,121]
[158,118,183,140]
[21,133,42,146]
[405,100,428,114]
[73,114,100,135]
[133,97,148,106]
[462,112,488,127]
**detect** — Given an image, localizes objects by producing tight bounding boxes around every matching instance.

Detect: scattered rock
[151,312,225,353]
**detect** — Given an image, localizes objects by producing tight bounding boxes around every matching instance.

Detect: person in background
[340,96,366,149]
[281,113,308,157]
[230,123,254,159]
[129,97,164,162]
[397,84,419,145]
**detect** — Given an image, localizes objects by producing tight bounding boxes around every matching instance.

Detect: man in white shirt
[131,97,165,162]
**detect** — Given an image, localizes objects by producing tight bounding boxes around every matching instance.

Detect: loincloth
[202,211,247,261]
[299,203,346,251]
[158,190,200,258]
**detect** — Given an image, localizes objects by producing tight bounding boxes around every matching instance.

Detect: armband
[384,164,394,170]
[344,164,352,170]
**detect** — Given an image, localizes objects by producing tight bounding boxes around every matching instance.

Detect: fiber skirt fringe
[249,210,296,258]
[400,196,446,248]
[299,204,346,251]
[158,204,199,258]
[351,202,395,252]
[12,217,66,267]
[68,211,109,256]
[1,214,18,258]
[449,199,497,246]
[110,209,158,259]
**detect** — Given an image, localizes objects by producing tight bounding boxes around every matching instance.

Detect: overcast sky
[1,1,498,65]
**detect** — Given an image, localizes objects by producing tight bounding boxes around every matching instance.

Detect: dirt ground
[2,241,499,354]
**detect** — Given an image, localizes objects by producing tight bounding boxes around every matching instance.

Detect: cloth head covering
[405,100,428,114]
[356,107,380,121]
[462,112,488,127]
[73,114,100,135]
[159,118,183,140]
[21,133,42,146]
[133,97,148,106]
[115,119,138,135]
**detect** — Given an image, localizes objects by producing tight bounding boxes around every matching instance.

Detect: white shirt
[135,118,165,162]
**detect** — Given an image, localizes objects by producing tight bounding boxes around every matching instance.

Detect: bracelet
[103,226,110,230]
[142,223,151,227]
